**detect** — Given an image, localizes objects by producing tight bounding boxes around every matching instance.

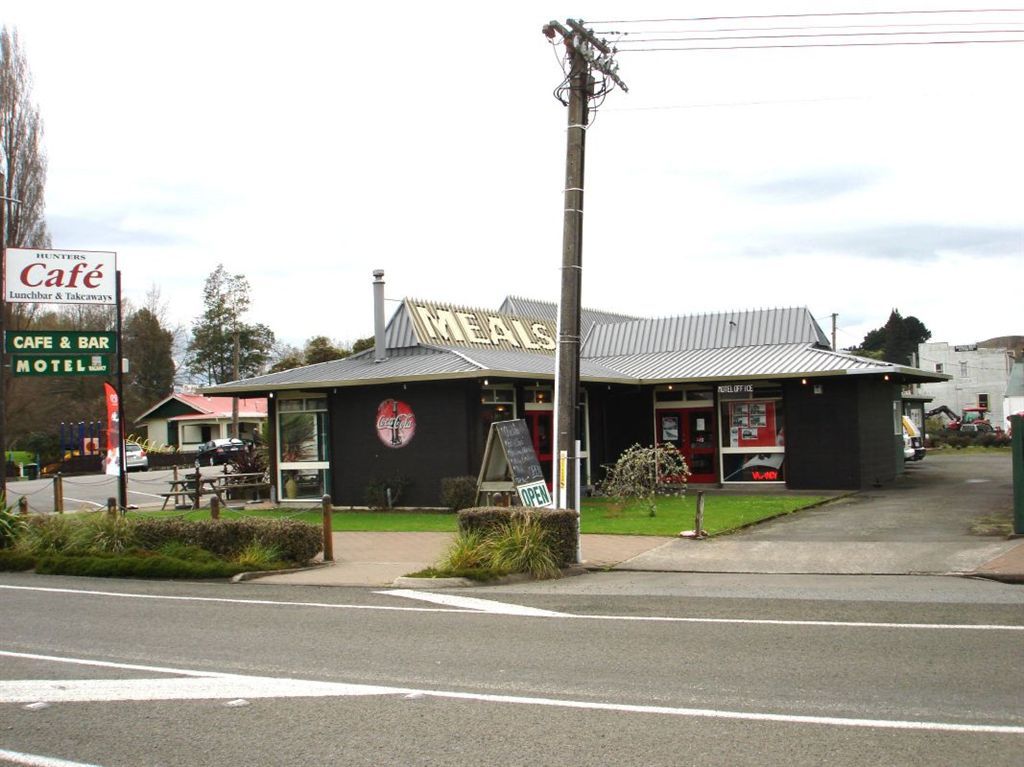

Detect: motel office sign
[5,331,115,377]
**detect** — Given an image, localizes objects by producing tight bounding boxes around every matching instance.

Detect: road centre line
[385,589,569,617]
[0,651,1021,736]
[3,584,1022,631]
[0,749,105,767]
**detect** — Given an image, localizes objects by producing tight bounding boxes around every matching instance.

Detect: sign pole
[115,271,127,510]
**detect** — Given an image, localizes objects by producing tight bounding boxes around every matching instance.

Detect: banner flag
[104,382,121,476]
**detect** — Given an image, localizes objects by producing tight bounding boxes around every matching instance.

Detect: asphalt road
[2,573,1022,766]
[7,469,211,513]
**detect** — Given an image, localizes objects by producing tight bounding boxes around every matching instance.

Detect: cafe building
[205,279,947,506]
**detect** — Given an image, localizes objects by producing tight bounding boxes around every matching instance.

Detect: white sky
[4,0,1022,354]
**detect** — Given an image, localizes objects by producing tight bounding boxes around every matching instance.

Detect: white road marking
[0,749,105,767]
[58,497,103,509]
[0,651,1020,735]
[127,490,165,500]
[4,583,1021,631]
[382,590,1024,631]
[0,585,476,615]
[384,589,569,617]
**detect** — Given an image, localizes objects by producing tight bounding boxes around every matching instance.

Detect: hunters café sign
[4,248,117,306]
[407,300,557,353]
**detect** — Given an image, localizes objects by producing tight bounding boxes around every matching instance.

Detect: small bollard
[107,497,118,517]
[695,491,706,538]
[321,494,334,562]
[193,465,202,511]
[18,497,29,515]
[210,495,220,520]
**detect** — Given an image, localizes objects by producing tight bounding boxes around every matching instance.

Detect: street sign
[5,331,116,354]
[11,355,112,376]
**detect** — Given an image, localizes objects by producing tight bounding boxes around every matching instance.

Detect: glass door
[658,408,717,484]
[525,410,553,487]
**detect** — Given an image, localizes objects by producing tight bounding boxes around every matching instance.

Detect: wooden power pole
[542,20,626,530]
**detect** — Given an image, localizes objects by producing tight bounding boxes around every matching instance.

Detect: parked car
[195,438,248,466]
[902,416,926,462]
[124,442,149,472]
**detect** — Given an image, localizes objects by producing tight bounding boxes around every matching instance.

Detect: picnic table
[160,470,270,509]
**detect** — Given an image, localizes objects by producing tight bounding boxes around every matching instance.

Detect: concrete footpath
[251,452,1023,588]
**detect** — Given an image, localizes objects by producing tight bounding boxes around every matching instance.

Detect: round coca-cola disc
[376,399,416,448]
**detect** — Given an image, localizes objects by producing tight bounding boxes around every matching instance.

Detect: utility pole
[231,329,240,438]
[542,20,626,530]
[0,171,7,501]
[831,313,838,351]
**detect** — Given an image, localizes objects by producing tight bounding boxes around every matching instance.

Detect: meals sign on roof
[407,299,557,353]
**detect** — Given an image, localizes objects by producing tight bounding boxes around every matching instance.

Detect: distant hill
[979,335,1024,359]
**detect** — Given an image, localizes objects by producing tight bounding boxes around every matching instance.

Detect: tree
[304,335,348,365]
[600,443,689,517]
[123,307,175,418]
[185,265,275,384]
[1,26,50,250]
[850,309,931,365]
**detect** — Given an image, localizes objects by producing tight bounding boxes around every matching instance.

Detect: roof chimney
[373,269,386,363]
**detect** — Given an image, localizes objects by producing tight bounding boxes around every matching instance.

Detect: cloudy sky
[4,0,1022,354]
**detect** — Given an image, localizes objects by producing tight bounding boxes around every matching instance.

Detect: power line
[617,38,1024,52]
[600,20,1024,35]
[612,28,1024,45]
[587,8,1024,25]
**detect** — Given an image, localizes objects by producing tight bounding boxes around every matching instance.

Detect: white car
[124,442,149,472]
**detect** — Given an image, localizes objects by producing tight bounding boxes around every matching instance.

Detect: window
[480,384,516,444]
[979,393,989,409]
[277,396,329,501]
[718,383,785,483]
[960,361,968,377]
[935,363,943,373]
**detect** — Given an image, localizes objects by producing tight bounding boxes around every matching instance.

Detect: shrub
[438,529,491,571]
[133,518,322,564]
[487,517,560,579]
[16,514,79,555]
[600,443,689,517]
[440,476,478,512]
[0,496,27,549]
[365,475,411,509]
[458,507,578,567]
[0,548,35,571]
[71,513,139,554]
[234,541,284,569]
[33,551,244,579]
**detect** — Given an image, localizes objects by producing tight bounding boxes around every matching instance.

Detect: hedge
[132,518,322,564]
[457,507,578,567]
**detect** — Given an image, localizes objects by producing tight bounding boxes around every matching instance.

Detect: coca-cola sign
[376,399,416,448]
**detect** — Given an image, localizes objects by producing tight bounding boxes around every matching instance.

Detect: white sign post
[4,248,117,306]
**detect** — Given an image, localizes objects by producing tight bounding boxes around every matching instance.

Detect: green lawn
[138,493,830,537]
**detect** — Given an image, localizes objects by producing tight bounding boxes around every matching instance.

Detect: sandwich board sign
[476,419,552,507]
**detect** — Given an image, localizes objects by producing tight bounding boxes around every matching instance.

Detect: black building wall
[857,380,903,486]
[329,381,477,507]
[783,378,861,489]
[783,377,902,489]
[591,385,652,484]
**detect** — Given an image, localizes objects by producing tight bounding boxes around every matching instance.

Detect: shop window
[722,453,785,482]
[525,386,553,404]
[655,385,715,403]
[277,396,329,501]
[480,384,516,443]
[720,399,785,448]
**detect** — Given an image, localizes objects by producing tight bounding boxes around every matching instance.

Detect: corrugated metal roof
[584,307,831,358]
[499,295,639,328]
[598,343,888,382]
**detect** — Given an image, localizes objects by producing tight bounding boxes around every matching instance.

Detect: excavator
[925,405,994,432]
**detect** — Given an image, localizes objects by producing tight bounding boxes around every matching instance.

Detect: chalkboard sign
[476,419,549,506]
[493,420,544,485]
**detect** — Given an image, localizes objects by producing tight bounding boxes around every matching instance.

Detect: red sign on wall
[376,399,416,448]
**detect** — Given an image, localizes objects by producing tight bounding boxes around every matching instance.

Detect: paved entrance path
[621,451,1021,577]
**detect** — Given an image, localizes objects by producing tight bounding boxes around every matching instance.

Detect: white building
[1005,362,1024,427]
[917,342,1015,428]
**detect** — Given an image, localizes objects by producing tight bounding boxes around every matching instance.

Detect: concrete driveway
[620,451,1020,576]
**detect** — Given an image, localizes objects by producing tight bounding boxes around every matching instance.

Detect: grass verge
[135,493,830,537]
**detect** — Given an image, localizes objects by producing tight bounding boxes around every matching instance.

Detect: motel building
[205,288,948,507]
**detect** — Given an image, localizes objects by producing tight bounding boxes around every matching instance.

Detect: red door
[525,411,553,487]
[658,408,717,484]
